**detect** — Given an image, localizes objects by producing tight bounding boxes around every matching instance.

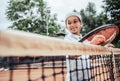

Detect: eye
[67,22,71,25]
[73,20,78,23]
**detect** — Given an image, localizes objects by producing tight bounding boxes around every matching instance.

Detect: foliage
[102,0,120,46]
[79,2,107,35]
[6,0,60,37]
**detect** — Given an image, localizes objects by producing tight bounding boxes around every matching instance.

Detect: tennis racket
[79,24,119,46]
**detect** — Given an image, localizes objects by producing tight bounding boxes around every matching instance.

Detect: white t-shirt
[64,33,92,81]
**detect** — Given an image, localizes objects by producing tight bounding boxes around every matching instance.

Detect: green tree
[103,0,120,25]
[6,0,60,37]
[102,0,120,47]
[80,2,107,35]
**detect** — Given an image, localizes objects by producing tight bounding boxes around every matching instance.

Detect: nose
[70,23,75,27]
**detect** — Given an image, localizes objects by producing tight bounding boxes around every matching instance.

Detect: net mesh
[0,54,120,81]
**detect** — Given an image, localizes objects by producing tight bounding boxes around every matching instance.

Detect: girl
[64,12,92,81]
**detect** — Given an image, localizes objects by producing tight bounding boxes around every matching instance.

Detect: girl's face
[66,16,82,35]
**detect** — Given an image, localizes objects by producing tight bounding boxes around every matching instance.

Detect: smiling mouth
[71,27,77,30]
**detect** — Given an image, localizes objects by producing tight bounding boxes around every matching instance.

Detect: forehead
[66,16,79,22]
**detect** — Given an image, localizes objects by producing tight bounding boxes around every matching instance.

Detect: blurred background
[0,0,120,47]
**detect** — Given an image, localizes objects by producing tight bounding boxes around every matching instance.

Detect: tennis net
[0,30,120,81]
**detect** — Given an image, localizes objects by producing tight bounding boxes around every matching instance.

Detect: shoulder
[64,35,71,41]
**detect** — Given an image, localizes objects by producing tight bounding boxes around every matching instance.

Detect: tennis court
[0,68,66,81]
